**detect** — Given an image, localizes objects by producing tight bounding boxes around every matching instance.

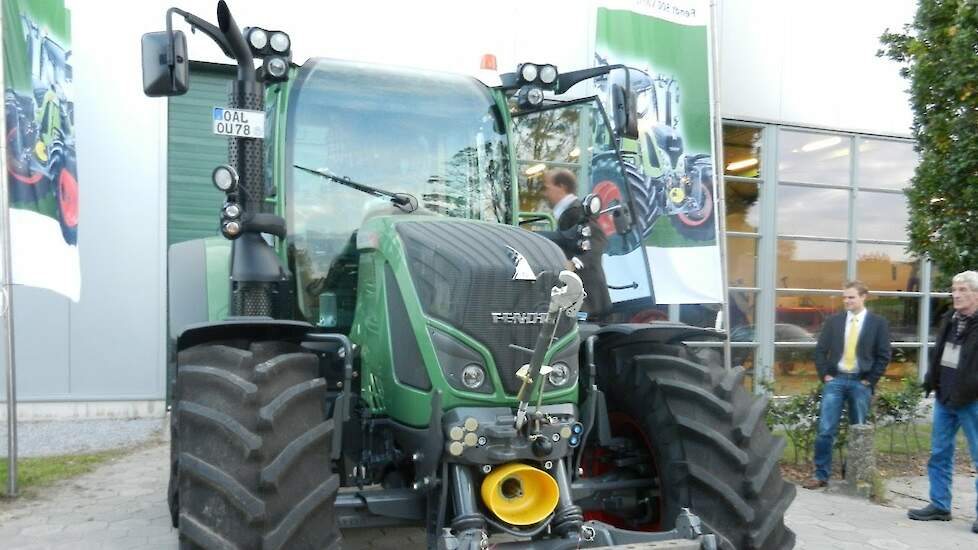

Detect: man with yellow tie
[803,280,892,489]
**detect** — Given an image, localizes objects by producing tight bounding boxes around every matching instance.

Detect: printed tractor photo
[145,3,795,549]
[4,12,78,245]
[595,54,716,244]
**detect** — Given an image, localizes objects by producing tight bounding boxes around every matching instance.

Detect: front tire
[588,340,795,550]
[172,340,341,549]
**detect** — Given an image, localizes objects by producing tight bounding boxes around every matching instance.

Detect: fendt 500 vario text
[143,3,795,549]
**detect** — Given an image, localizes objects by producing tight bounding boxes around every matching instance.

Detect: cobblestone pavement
[1,441,976,549]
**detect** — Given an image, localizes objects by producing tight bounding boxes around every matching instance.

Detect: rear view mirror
[611,83,639,140]
[142,30,189,97]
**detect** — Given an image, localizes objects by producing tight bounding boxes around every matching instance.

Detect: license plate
[212,107,265,138]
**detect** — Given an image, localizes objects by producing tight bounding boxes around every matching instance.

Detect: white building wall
[3,0,916,412]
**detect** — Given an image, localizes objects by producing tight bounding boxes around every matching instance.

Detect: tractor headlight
[222,203,241,219]
[248,28,268,51]
[520,63,538,82]
[579,239,592,251]
[266,57,289,79]
[222,220,242,239]
[548,362,571,387]
[539,64,558,85]
[270,32,290,53]
[580,225,592,238]
[462,364,486,389]
[212,165,238,193]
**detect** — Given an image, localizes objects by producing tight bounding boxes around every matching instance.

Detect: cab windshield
[285,58,512,325]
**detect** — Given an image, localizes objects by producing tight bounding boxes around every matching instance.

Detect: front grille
[396,221,573,394]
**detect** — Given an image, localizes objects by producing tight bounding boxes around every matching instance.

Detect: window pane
[729,290,757,336]
[773,347,819,395]
[858,139,918,191]
[731,346,756,386]
[865,295,919,342]
[878,348,920,392]
[777,240,847,289]
[776,294,838,336]
[723,125,762,177]
[680,304,722,328]
[779,131,851,186]
[930,297,952,340]
[728,237,757,287]
[856,243,918,292]
[855,191,909,241]
[726,181,760,232]
[777,185,848,238]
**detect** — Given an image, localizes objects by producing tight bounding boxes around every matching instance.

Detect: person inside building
[803,280,892,489]
[909,271,978,534]
[540,168,611,319]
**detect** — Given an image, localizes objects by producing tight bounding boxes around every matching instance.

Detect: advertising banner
[3,0,79,301]
[596,0,722,304]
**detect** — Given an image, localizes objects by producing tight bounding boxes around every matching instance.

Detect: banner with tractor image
[596,0,722,304]
[3,0,79,301]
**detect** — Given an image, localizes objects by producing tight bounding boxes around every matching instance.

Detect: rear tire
[590,340,795,550]
[172,340,341,549]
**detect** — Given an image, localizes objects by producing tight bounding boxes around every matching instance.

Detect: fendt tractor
[142,3,795,549]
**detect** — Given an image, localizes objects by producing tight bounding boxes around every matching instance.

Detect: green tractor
[143,3,795,549]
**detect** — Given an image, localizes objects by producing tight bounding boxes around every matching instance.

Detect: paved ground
[0,441,976,549]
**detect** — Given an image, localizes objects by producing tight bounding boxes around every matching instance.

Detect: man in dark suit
[541,168,611,319]
[803,280,891,489]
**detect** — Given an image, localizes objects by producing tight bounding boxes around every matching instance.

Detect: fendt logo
[491,312,551,324]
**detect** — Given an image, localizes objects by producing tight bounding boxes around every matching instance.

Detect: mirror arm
[598,204,623,216]
[166,7,235,64]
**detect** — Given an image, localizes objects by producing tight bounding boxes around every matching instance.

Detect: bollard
[844,423,877,498]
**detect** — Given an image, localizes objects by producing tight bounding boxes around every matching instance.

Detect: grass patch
[0,449,128,498]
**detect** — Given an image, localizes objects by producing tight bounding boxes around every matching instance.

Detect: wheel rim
[580,412,664,531]
[676,183,713,227]
[58,167,79,227]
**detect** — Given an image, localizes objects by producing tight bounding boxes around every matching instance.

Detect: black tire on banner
[586,339,796,550]
[172,340,341,550]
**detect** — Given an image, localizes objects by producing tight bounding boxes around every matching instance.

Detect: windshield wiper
[294,165,418,212]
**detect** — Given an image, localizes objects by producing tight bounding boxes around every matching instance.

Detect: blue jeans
[927,400,978,515]
[814,376,871,481]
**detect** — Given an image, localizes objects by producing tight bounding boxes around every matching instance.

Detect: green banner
[596,1,722,303]
[4,0,77,246]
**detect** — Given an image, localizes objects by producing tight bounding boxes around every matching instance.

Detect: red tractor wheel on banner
[592,179,620,237]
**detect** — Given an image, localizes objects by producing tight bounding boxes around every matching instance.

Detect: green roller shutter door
[167,63,234,246]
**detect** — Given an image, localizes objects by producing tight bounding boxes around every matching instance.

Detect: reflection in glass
[856,243,917,292]
[728,237,757,287]
[777,240,847,289]
[775,293,838,336]
[878,348,920,392]
[728,290,756,335]
[513,107,582,163]
[864,295,920,342]
[858,139,918,190]
[773,347,819,395]
[777,185,848,238]
[726,181,759,232]
[723,125,762,177]
[778,131,852,186]
[930,297,952,340]
[680,303,722,328]
[855,191,909,241]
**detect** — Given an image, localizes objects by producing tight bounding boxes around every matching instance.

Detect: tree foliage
[879,1,978,280]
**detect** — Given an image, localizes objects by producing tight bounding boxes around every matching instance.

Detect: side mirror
[611,83,639,140]
[582,193,602,218]
[142,30,189,97]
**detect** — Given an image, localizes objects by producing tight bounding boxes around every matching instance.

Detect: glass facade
[700,123,940,394]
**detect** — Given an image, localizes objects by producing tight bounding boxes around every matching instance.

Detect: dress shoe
[802,478,827,489]
[907,504,951,521]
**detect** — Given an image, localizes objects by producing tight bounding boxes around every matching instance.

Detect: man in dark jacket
[541,168,611,319]
[908,271,978,534]
[803,280,891,489]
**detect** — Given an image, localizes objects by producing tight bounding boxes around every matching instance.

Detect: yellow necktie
[843,317,859,372]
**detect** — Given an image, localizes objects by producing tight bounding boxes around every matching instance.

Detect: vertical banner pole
[708,0,732,371]
[0,5,18,497]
